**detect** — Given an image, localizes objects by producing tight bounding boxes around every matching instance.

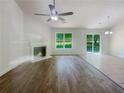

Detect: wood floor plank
[0,56,124,93]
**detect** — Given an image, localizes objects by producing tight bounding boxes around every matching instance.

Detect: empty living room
[1,0,124,93]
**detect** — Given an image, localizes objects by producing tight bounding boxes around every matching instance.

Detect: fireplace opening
[33,46,46,57]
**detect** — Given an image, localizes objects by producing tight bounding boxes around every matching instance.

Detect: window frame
[55,32,73,49]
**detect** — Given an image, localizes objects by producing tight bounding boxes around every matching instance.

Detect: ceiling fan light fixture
[51,16,58,21]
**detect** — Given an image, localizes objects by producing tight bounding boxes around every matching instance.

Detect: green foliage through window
[56,33,72,49]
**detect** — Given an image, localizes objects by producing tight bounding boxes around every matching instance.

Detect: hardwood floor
[0,56,124,93]
[82,54,124,88]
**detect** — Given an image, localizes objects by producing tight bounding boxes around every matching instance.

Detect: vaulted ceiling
[16,0,124,29]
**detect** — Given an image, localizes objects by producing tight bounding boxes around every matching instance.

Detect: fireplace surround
[30,41,51,62]
[33,46,46,57]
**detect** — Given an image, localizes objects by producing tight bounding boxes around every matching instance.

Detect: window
[65,33,72,48]
[56,33,64,48]
[56,33,72,49]
[87,34,100,53]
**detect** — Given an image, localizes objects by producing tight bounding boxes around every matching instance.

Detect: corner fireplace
[33,46,46,57]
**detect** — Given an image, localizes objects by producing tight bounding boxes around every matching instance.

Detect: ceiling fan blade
[35,13,49,16]
[47,18,51,22]
[59,17,66,23]
[59,12,74,16]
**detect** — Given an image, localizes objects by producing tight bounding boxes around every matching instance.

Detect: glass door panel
[93,35,100,52]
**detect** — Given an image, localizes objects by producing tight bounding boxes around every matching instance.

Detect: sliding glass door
[87,34,100,53]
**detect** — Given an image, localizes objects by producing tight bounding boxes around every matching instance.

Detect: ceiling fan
[34,0,74,22]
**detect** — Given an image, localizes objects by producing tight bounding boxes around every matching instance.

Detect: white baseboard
[0,69,11,77]
[0,56,32,77]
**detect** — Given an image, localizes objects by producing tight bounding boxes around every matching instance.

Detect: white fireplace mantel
[30,41,52,62]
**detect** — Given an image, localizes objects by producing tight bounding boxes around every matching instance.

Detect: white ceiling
[16,0,124,29]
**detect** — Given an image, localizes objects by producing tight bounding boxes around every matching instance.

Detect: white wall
[0,0,52,76]
[110,19,124,58]
[0,0,26,76]
[0,4,2,75]
[51,28,109,56]
[24,15,51,58]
